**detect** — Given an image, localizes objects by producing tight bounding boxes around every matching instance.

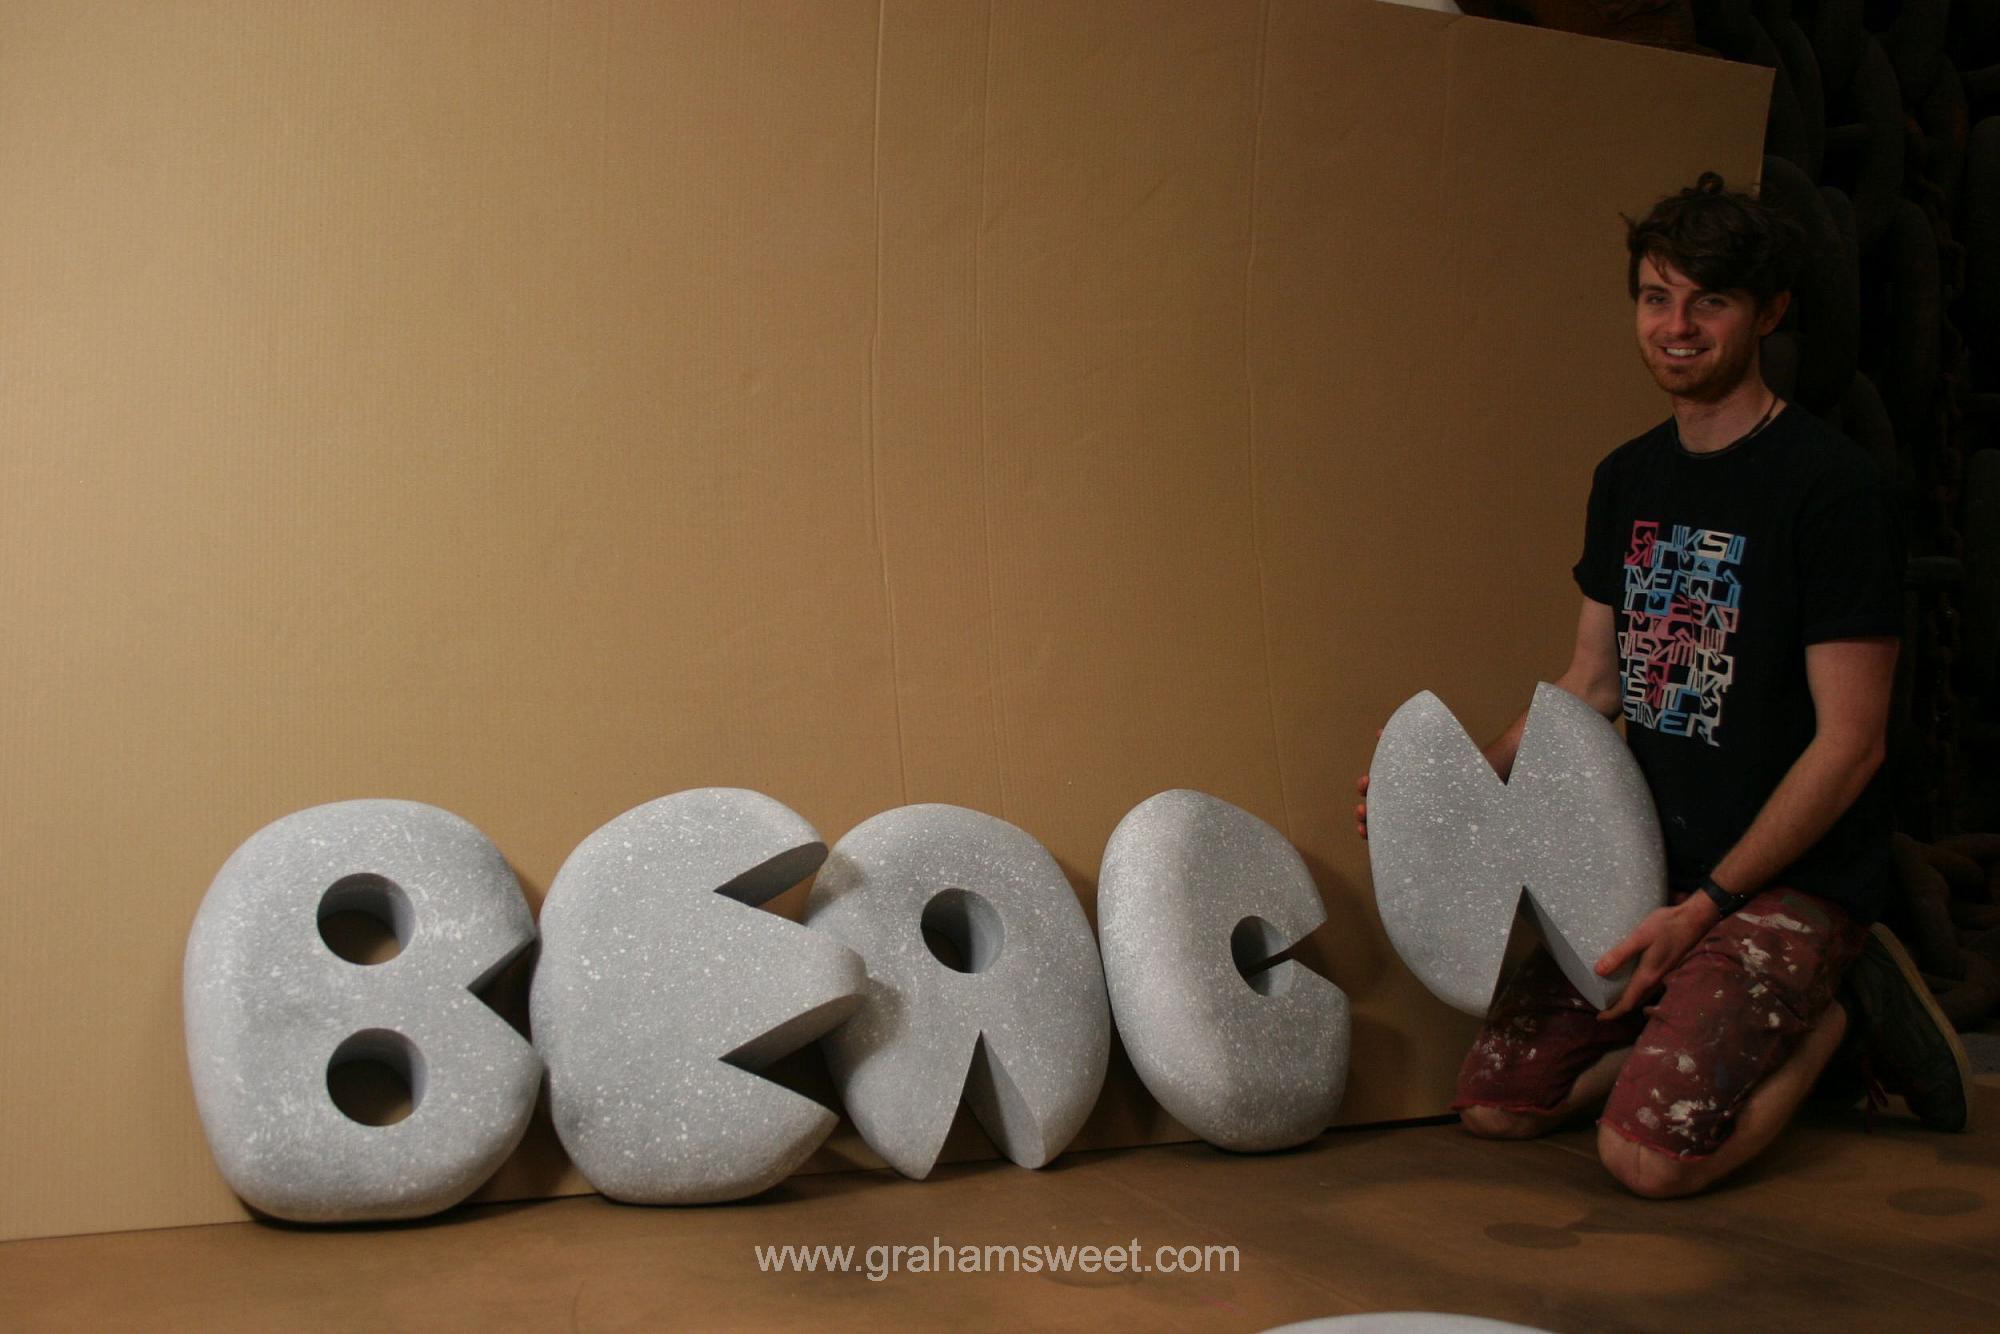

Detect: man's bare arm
[1595,635,1899,1019]
[1703,635,1898,897]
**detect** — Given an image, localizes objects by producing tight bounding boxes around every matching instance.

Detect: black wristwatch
[1696,873,1751,917]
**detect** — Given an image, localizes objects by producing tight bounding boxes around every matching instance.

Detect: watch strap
[1697,874,1750,916]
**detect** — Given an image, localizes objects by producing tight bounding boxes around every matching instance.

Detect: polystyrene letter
[806,804,1110,1179]
[1099,790,1349,1150]
[531,789,865,1203]
[183,800,541,1222]
[1367,684,1666,1014]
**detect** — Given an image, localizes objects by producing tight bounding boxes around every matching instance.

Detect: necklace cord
[1673,395,1779,455]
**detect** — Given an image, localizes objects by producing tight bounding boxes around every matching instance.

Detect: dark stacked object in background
[1457,0,2000,1027]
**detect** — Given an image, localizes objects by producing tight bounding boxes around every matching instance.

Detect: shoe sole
[1865,922,1975,1133]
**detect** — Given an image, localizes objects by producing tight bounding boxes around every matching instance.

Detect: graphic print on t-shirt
[1619,519,1745,745]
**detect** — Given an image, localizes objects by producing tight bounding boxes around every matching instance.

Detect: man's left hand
[1593,898,1719,1021]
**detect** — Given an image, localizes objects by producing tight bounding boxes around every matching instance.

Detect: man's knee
[1460,1104,1558,1140]
[1597,1122,1707,1199]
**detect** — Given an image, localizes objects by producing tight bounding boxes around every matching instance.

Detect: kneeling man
[1359,173,1971,1198]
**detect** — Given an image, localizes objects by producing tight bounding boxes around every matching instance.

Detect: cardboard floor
[5,1085,1996,1332]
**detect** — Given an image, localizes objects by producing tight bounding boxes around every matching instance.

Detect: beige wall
[0,0,1768,1240]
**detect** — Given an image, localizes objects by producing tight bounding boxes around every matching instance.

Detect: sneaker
[1842,923,1974,1132]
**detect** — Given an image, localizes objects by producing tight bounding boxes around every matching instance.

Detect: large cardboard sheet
[0,0,1767,1239]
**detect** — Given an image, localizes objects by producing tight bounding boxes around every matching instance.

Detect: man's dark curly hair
[1624,171,1805,309]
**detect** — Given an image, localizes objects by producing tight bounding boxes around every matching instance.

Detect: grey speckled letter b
[183,800,541,1222]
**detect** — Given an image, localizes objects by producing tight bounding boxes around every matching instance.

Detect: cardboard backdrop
[0,0,1767,1241]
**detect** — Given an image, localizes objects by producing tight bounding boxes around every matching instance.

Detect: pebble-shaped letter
[183,800,542,1222]
[531,789,866,1203]
[1367,683,1666,1014]
[806,804,1110,1179]
[1099,790,1349,1150]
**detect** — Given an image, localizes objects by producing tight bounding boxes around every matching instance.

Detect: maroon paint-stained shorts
[1452,887,1865,1160]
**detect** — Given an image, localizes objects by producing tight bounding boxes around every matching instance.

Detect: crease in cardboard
[595,1,612,184]
[974,0,1012,820]
[538,0,556,107]
[868,0,910,806]
[1243,0,1295,846]
[1436,18,1461,230]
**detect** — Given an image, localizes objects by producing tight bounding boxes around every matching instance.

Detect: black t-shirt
[1572,404,1902,923]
